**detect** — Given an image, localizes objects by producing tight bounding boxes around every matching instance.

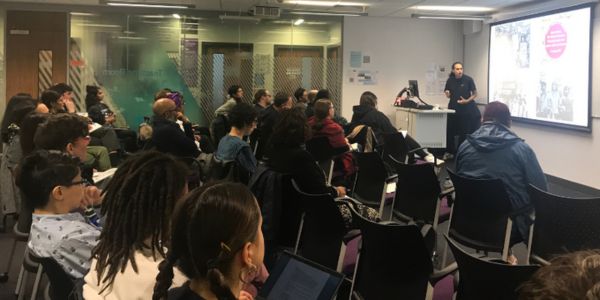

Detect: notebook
[257,252,344,300]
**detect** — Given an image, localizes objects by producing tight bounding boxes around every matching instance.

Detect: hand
[444,90,451,98]
[176,112,190,123]
[335,186,347,197]
[64,99,77,113]
[194,134,201,142]
[239,291,254,300]
[457,97,470,105]
[82,186,103,207]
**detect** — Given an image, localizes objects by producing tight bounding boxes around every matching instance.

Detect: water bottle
[85,207,101,228]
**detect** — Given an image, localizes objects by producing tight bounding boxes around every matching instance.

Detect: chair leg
[293,213,305,255]
[501,219,513,262]
[17,270,28,300]
[0,236,19,282]
[348,239,362,300]
[336,242,347,272]
[526,223,535,264]
[30,264,44,300]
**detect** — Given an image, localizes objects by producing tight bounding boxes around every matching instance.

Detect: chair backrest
[447,169,513,253]
[389,157,441,225]
[305,136,335,161]
[39,257,77,300]
[352,152,389,207]
[349,205,433,299]
[347,125,379,153]
[528,185,600,263]
[291,180,347,270]
[382,132,410,164]
[445,234,539,300]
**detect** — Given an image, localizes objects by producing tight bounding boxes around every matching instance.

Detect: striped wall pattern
[38,50,53,98]
[68,47,85,112]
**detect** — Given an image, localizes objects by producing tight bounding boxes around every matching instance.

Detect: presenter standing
[444,62,481,158]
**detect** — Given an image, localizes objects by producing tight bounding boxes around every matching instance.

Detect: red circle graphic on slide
[545,23,567,59]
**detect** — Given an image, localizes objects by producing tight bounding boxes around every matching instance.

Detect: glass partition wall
[70,11,342,127]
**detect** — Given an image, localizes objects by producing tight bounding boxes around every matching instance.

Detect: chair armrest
[385,174,399,181]
[343,229,361,243]
[508,205,534,218]
[407,146,428,155]
[440,187,455,198]
[430,262,458,284]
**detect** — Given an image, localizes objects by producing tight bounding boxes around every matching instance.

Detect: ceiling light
[285,1,368,7]
[70,12,97,16]
[411,5,493,12]
[219,15,261,22]
[106,2,192,9]
[172,13,181,19]
[294,18,304,25]
[411,13,491,21]
[289,11,366,16]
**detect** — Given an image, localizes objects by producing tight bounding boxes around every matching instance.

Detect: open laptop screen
[258,252,344,300]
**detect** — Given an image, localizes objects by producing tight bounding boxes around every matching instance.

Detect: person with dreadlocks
[83,151,189,299]
[153,182,264,300]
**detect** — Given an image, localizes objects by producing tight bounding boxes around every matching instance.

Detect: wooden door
[274,45,323,95]
[6,11,68,100]
[326,46,342,110]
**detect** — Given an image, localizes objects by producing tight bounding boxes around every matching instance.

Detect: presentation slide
[489,5,591,130]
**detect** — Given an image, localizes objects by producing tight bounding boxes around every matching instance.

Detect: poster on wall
[348,69,378,85]
[181,38,198,87]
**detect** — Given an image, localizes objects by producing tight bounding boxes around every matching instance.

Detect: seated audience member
[256,91,293,159]
[49,83,77,113]
[215,103,258,178]
[0,94,40,218]
[151,98,200,158]
[349,91,441,164]
[456,101,547,243]
[308,99,355,180]
[153,182,264,300]
[84,151,189,299]
[294,87,309,110]
[252,89,272,114]
[15,150,101,278]
[85,85,106,112]
[154,88,173,101]
[41,89,68,114]
[211,85,244,145]
[267,107,378,227]
[519,250,600,299]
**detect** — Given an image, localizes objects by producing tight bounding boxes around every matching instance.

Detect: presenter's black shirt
[445,74,477,111]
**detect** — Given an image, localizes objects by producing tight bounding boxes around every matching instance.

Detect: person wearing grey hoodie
[456,101,547,243]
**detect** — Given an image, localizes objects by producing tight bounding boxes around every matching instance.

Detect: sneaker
[424,154,444,166]
[442,152,454,160]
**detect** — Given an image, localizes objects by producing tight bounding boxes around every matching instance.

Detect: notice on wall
[425,63,447,96]
[350,51,362,68]
[348,69,378,85]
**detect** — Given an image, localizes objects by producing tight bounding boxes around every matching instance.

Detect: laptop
[257,251,345,300]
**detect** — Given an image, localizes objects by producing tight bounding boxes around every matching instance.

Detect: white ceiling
[2,0,548,17]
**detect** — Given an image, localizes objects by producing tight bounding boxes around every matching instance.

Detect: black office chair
[445,234,539,300]
[527,185,600,265]
[382,132,427,164]
[388,156,452,230]
[306,136,337,185]
[348,205,456,300]
[352,152,398,219]
[291,180,354,271]
[39,257,78,300]
[444,169,523,265]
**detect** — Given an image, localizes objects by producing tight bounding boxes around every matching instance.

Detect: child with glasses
[16,150,101,278]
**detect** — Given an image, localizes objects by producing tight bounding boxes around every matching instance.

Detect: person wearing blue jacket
[456,101,547,244]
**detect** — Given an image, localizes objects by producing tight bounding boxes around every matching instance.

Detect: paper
[350,51,362,68]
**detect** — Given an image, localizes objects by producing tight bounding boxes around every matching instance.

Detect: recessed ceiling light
[285,1,368,7]
[411,5,493,12]
[294,18,305,25]
[106,2,191,9]
[172,13,181,19]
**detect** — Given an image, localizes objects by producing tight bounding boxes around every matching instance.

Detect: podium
[394,107,455,148]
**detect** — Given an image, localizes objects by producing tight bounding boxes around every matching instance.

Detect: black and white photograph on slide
[489,5,591,129]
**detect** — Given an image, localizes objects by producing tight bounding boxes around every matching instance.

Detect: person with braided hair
[153,182,264,300]
[83,151,189,299]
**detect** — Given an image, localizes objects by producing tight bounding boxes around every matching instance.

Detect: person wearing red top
[308,99,355,181]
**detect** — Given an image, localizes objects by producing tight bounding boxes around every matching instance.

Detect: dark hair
[483,101,511,127]
[270,107,309,147]
[153,182,260,300]
[1,94,38,143]
[253,89,268,104]
[15,150,81,209]
[85,85,101,109]
[49,83,73,95]
[92,151,188,293]
[41,90,62,112]
[20,113,49,157]
[312,99,332,132]
[449,61,463,78]
[228,85,242,101]
[154,88,172,101]
[360,91,377,108]
[294,87,307,103]
[519,250,600,300]
[88,104,113,125]
[229,103,258,129]
[273,92,291,108]
[34,113,89,152]
[315,89,330,102]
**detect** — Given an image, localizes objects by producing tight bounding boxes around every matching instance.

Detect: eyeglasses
[62,179,89,187]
